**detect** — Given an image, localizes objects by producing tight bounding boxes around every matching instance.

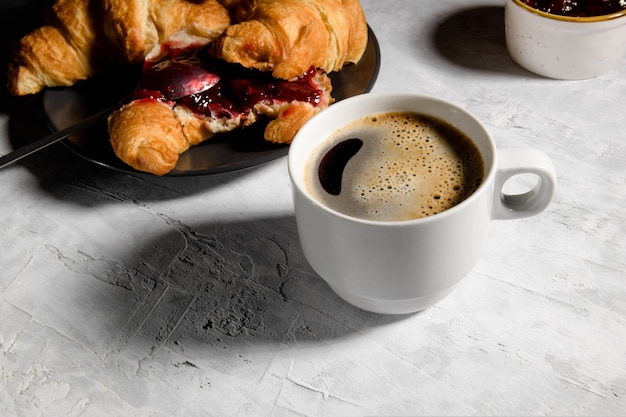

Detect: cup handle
[492,148,557,220]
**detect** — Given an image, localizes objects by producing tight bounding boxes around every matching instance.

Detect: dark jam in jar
[523,0,626,17]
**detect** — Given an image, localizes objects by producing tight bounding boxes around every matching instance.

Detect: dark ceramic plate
[43,26,380,176]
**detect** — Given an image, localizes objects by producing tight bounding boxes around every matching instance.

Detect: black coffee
[305,112,484,221]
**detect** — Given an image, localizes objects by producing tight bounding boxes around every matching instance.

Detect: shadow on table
[430,5,535,77]
[86,215,415,357]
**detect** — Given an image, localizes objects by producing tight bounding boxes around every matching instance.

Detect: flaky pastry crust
[108,99,190,176]
[108,69,333,175]
[212,0,368,79]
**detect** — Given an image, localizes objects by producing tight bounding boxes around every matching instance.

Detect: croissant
[102,0,231,64]
[7,0,231,96]
[7,0,121,96]
[212,0,368,80]
[108,99,188,176]
[108,56,334,175]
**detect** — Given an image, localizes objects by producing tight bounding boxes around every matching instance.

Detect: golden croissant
[213,0,368,80]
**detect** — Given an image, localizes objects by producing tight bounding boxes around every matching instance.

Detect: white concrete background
[1,0,625,415]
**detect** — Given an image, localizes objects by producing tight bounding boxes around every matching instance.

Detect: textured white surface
[1,0,625,416]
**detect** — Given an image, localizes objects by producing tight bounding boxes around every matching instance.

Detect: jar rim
[511,0,626,22]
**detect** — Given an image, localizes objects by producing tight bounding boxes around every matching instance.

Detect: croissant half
[108,99,187,176]
[7,0,121,96]
[108,58,334,175]
[7,0,231,96]
[102,0,231,64]
[213,0,368,79]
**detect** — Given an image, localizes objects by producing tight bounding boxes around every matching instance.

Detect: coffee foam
[306,112,484,221]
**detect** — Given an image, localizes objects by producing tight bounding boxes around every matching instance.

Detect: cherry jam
[523,0,626,17]
[178,63,323,119]
[132,45,324,119]
[136,59,220,100]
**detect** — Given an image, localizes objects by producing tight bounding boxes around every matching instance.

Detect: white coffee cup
[288,93,557,314]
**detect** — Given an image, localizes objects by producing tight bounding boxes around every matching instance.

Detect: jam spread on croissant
[132,45,325,119]
[179,65,323,118]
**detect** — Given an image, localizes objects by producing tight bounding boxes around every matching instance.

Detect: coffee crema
[305,112,484,221]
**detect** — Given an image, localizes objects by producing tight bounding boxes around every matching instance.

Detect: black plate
[43,27,381,176]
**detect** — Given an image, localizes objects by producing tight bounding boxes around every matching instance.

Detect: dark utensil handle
[0,105,115,169]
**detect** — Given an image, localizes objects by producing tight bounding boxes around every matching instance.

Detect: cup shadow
[78,215,415,358]
[430,5,535,77]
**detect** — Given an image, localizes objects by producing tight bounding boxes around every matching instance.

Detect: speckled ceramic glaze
[505,0,626,79]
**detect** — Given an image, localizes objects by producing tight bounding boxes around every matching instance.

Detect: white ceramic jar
[505,0,626,79]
